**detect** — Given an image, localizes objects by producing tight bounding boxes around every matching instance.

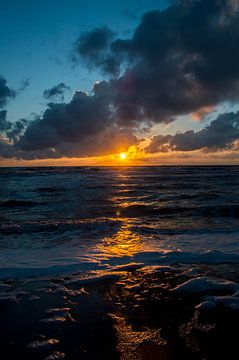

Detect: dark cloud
[0,112,28,146]
[20,82,112,151]
[6,119,28,142]
[75,0,239,123]
[0,134,61,160]
[43,83,71,102]
[0,76,16,108]
[11,81,137,159]
[74,27,119,75]
[0,76,24,140]
[76,27,114,59]
[0,110,11,132]
[146,111,239,152]
[0,136,15,159]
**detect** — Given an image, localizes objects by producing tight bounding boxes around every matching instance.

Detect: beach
[1,263,239,359]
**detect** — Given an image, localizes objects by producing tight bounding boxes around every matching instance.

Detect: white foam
[26,339,59,351]
[44,351,65,360]
[39,316,69,324]
[172,276,239,294]
[173,276,239,312]
[195,300,217,311]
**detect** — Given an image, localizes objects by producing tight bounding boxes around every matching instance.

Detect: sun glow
[120,152,127,160]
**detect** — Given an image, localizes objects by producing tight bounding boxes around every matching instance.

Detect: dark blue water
[1,166,239,276]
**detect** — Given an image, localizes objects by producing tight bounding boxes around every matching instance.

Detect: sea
[1,166,239,279]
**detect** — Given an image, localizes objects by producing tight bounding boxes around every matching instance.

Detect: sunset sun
[119,152,127,160]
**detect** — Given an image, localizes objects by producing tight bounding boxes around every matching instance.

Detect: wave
[35,187,66,193]
[199,205,239,217]
[0,218,121,235]
[116,204,191,217]
[0,200,38,208]
[1,166,239,279]
[115,203,239,219]
[1,249,239,279]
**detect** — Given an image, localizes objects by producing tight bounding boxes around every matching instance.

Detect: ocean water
[1,166,239,278]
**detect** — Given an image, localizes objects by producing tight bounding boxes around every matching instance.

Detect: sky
[1,0,239,165]
[0,0,170,121]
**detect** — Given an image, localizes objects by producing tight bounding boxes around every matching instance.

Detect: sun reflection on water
[97,220,143,258]
[94,169,159,261]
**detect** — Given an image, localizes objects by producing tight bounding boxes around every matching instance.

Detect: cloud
[19,81,112,151]
[0,76,16,108]
[0,74,28,140]
[10,81,137,159]
[145,111,239,152]
[0,113,28,143]
[43,83,71,102]
[6,119,28,142]
[0,136,15,158]
[0,74,30,148]
[0,110,11,132]
[73,27,118,75]
[74,0,239,123]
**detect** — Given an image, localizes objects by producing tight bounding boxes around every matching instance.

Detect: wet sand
[1,264,239,359]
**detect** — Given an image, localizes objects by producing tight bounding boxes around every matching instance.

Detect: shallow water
[1,166,239,278]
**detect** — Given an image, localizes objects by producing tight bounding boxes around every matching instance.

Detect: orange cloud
[191,106,215,121]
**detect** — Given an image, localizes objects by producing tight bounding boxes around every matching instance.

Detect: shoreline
[1,262,239,359]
